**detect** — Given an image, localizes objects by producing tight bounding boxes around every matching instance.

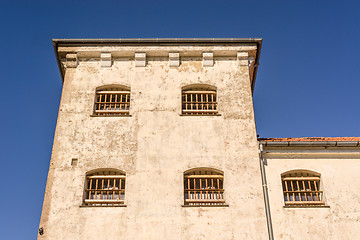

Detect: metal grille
[282,172,324,206]
[85,171,125,206]
[182,90,217,115]
[94,90,130,116]
[184,170,225,205]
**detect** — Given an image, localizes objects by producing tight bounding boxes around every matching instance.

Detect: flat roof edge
[259,141,360,147]
[52,38,263,44]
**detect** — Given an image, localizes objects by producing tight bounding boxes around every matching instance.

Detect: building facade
[259,137,360,239]
[38,39,360,240]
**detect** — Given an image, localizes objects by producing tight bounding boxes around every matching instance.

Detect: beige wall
[263,147,360,240]
[39,49,267,239]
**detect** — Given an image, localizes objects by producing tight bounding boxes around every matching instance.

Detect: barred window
[94,85,130,116]
[184,168,225,206]
[84,169,125,206]
[282,170,325,206]
[182,85,217,115]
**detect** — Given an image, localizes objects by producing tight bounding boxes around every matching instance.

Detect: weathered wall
[39,52,267,239]
[263,147,360,240]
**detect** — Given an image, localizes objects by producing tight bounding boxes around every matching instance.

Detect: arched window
[94,85,130,116]
[184,168,225,206]
[84,169,126,206]
[181,84,217,115]
[281,170,324,206]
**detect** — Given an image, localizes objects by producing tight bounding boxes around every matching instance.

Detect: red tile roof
[258,137,360,142]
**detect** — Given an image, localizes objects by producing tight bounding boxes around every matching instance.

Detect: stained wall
[263,147,360,240]
[38,45,267,240]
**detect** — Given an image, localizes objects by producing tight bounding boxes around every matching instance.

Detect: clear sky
[0,0,359,239]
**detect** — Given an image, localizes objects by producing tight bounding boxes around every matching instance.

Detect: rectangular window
[94,90,130,116]
[85,175,126,206]
[184,173,225,205]
[182,90,217,115]
[282,175,324,206]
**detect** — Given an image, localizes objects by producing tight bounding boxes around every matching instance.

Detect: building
[38,39,360,239]
[258,137,360,239]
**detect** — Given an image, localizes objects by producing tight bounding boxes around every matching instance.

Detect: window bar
[113,179,116,199]
[196,94,199,111]
[284,180,289,202]
[110,94,113,110]
[101,178,104,201]
[123,94,128,110]
[123,94,126,110]
[188,178,191,205]
[98,95,101,112]
[119,178,122,201]
[290,180,295,201]
[107,179,110,200]
[206,94,209,110]
[184,94,187,114]
[193,178,197,204]
[95,179,98,200]
[211,94,214,110]
[188,94,191,112]
[217,178,220,200]
[125,94,128,110]
[199,177,203,201]
[185,94,188,110]
[314,180,319,201]
[308,180,314,201]
[99,94,102,111]
[302,180,307,201]
[119,94,122,110]
[296,180,301,202]
[211,178,214,200]
[104,94,107,111]
[122,94,124,110]
[89,179,93,200]
[190,94,193,112]
[205,176,208,201]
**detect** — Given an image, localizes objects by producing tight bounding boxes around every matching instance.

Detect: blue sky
[0,0,359,238]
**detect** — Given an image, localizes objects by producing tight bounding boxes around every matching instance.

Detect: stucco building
[38,39,360,240]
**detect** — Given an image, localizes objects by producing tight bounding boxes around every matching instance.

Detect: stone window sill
[90,115,132,117]
[283,205,330,209]
[179,114,221,117]
[79,205,127,208]
[181,204,229,208]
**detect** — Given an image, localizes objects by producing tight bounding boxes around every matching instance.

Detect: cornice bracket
[203,52,214,67]
[169,52,180,67]
[135,52,146,67]
[65,53,78,68]
[101,52,112,67]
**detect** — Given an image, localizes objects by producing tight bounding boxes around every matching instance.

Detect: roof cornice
[52,38,262,94]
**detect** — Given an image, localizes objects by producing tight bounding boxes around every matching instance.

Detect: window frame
[83,169,126,207]
[183,168,226,206]
[93,85,131,116]
[181,84,218,116]
[281,170,325,207]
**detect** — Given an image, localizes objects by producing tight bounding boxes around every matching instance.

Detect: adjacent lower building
[38,39,360,240]
[259,137,360,239]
